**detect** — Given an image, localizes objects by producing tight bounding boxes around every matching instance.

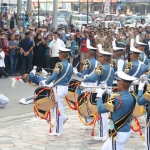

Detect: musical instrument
[34,87,55,112]
[65,79,81,110]
[77,92,110,117]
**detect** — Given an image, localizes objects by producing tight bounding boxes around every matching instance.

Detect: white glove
[41,69,48,76]
[73,67,78,75]
[80,82,86,87]
[39,80,47,87]
[30,66,37,75]
[99,81,107,90]
[140,74,147,83]
[84,75,89,79]
[96,88,106,98]
[138,80,146,91]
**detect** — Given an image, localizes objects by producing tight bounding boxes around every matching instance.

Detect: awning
[137,3,150,6]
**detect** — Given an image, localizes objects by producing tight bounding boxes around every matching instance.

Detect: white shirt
[0,51,5,67]
[49,38,66,57]
[137,23,148,28]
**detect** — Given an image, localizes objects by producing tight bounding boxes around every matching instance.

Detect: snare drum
[65,79,81,107]
[77,92,110,117]
[34,87,55,112]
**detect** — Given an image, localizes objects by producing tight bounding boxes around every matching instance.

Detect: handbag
[15,48,21,55]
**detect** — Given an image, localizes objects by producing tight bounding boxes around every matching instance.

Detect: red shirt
[80,38,88,52]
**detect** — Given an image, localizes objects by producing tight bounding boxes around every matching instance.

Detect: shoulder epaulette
[82,59,91,71]
[124,62,132,73]
[110,59,117,68]
[94,65,104,75]
[53,62,63,73]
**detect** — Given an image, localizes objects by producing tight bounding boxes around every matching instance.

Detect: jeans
[0,67,8,77]
[9,55,18,74]
[21,54,33,74]
[4,55,9,74]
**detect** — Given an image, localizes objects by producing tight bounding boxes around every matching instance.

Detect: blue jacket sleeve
[84,73,99,83]
[45,72,59,84]
[27,73,35,82]
[138,90,148,105]
[97,98,108,113]
[77,70,89,78]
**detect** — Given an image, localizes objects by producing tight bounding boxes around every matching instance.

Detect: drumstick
[75,62,79,68]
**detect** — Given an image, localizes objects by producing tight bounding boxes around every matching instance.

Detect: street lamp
[87,0,88,24]
[38,0,40,28]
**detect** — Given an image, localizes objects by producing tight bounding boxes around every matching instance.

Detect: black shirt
[19,38,34,53]
[143,38,150,58]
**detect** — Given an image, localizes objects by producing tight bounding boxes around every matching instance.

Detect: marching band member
[83,45,115,141]
[97,71,136,150]
[73,39,100,130]
[137,74,150,150]
[40,46,73,136]
[0,93,9,108]
[136,41,148,65]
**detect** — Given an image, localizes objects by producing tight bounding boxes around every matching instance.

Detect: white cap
[130,39,134,48]
[97,44,113,56]
[130,47,141,54]
[86,39,97,50]
[117,71,137,83]
[136,41,147,46]
[148,41,150,50]
[58,46,71,52]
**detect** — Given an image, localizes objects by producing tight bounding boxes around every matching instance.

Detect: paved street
[0,77,148,150]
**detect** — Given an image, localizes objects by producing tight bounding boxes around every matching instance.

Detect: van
[101,21,121,31]
[71,15,92,30]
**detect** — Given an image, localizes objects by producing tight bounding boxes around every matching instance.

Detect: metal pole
[17,0,22,18]
[38,0,40,28]
[46,0,47,14]
[52,0,58,29]
[79,0,80,13]
[1,0,3,14]
[87,0,88,24]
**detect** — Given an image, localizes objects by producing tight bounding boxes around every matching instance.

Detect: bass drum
[77,92,110,117]
[65,79,81,105]
[34,87,55,113]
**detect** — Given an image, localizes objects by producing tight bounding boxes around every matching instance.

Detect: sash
[132,61,141,77]
[53,63,71,86]
[89,60,98,76]
[105,66,112,83]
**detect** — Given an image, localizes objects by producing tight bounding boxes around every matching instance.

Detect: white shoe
[19,98,28,105]
[143,143,146,147]
[49,132,62,136]
[93,136,102,141]
[101,136,108,141]
[63,116,68,124]
[80,125,93,130]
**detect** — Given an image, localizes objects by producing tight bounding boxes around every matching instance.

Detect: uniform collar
[89,57,95,61]
[62,59,68,63]
[120,90,129,95]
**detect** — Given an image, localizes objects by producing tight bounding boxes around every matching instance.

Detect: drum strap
[53,63,71,86]
[109,107,134,138]
[132,61,141,77]
[89,60,98,76]
[105,66,112,83]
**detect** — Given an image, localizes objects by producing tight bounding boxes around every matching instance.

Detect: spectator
[0,46,8,77]
[22,13,26,25]
[0,33,9,74]
[49,31,65,69]
[143,31,150,58]
[19,31,34,75]
[10,14,15,30]
[69,33,76,64]
[45,14,52,28]
[9,33,19,76]
[45,35,53,69]
[136,19,148,29]
[33,33,45,68]
[24,18,30,30]
[80,30,89,71]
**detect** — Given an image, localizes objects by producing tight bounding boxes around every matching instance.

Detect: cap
[58,46,71,53]
[130,47,141,54]
[117,71,137,83]
[112,41,125,51]
[25,31,30,35]
[136,41,147,46]
[97,44,113,56]
[86,39,97,50]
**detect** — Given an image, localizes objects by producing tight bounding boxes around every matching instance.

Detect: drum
[34,87,55,112]
[133,104,146,117]
[65,79,81,107]
[77,92,110,117]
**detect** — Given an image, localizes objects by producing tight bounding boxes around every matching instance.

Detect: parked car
[57,18,68,29]
[71,14,92,30]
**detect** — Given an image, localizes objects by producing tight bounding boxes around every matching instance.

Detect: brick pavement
[0,106,147,150]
